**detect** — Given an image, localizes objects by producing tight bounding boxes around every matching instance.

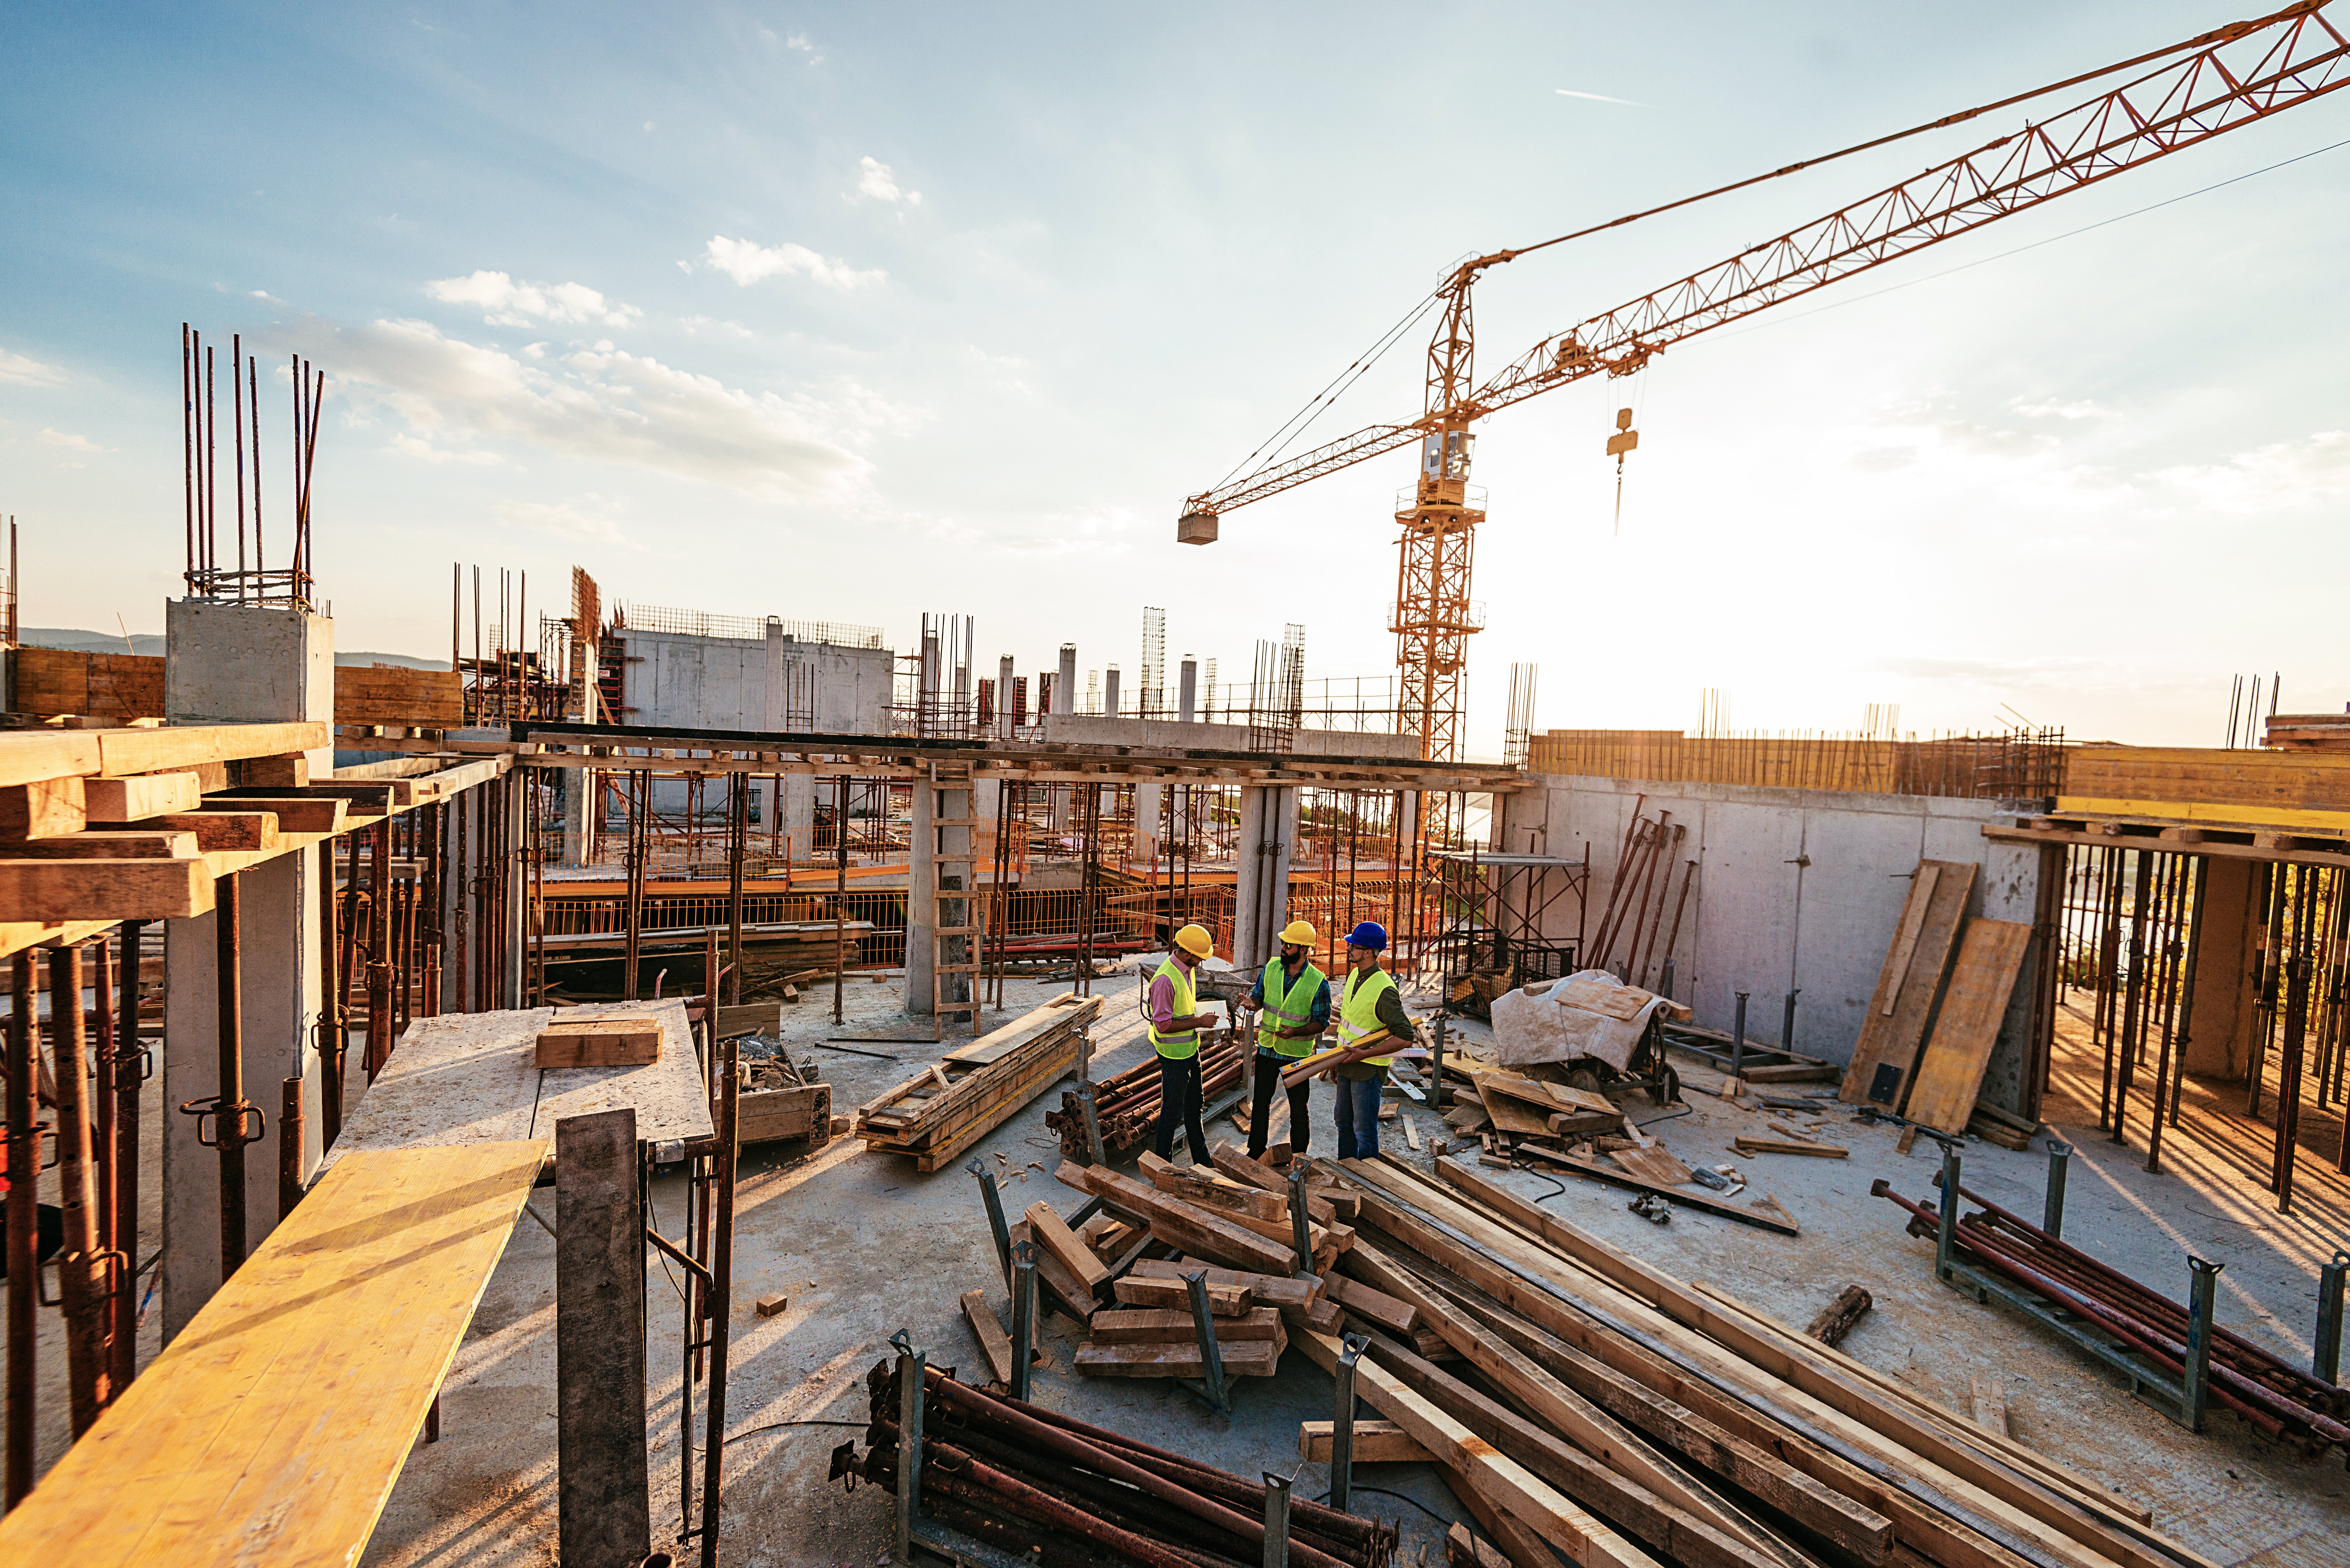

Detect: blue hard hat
[1345,921,1388,952]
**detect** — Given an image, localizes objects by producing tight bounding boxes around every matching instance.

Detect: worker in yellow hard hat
[1147,923,1223,1162]
[1236,919,1330,1160]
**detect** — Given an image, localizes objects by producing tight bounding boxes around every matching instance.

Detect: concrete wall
[1502,775,2047,1103]
[1042,714,1422,760]
[616,626,892,735]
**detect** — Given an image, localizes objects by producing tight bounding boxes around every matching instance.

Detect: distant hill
[17,628,449,671]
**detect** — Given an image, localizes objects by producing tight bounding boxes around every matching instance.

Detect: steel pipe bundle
[1046,1031,1245,1160]
[1879,1180,2348,1451]
[833,1360,1395,1568]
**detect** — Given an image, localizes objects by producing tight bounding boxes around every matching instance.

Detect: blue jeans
[1334,1075,1382,1160]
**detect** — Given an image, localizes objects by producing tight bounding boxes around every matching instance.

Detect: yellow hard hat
[1278,920,1317,947]
[1174,924,1215,959]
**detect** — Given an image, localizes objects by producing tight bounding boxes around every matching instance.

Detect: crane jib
[1184,1,2349,523]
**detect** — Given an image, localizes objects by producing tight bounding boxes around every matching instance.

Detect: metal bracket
[2316,1250,2347,1386]
[965,1160,1013,1290]
[1261,1472,1292,1568]
[1009,1241,1037,1402]
[2043,1140,2073,1240]
[1173,1269,1230,1415]
[1331,1332,1368,1513]
[891,1331,924,1566]
[178,1095,264,1150]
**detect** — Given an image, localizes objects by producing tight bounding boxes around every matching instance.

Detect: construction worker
[1147,923,1223,1162]
[1333,920,1416,1159]
[1236,919,1330,1160]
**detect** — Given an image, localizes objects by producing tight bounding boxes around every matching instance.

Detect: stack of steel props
[834,1352,1395,1568]
[1044,1029,1245,1160]
[1876,1165,2349,1453]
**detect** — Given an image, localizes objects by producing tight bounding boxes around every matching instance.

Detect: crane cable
[1216,285,1447,491]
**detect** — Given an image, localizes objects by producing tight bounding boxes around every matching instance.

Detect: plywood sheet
[1838,859,1976,1110]
[323,1008,551,1167]
[532,998,713,1146]
[1475,1079,1554,1138]
[0,1140,545,1568]
[1903,918,2032,1134]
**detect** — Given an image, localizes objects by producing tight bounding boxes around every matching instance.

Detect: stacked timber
[1043,1027,1244,1158]
[856,994,1102,1172]
[1325,1151,2211,1568]
[834,1361,1397,1568]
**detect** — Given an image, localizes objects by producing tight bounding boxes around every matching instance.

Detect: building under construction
[3,9,2348,1568]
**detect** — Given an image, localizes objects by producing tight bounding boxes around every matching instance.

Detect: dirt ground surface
[11,969,2346,1568]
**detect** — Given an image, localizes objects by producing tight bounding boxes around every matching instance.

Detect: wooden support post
[4,953,32,1506]
[556,1108,650,1568]
[111,920,144,1391]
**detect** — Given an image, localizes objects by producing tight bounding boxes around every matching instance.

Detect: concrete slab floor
[20,968,2334,1566]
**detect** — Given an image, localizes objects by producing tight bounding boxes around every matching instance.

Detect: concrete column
[1178,659,1197,723]
[905,774,973,1018]
[1057,645,1077,714]
[2186,856,2260,1078]
[781,773,816,859]
[998,656,1015,739]
[560,768,591,867]
[1103,667,1121,719]
[161,599,332,1341]
[1232,785,1298,970]
[1133,781,1163,869]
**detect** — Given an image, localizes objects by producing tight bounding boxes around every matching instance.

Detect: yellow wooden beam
[0,1138,547,1568]
[2055,796,2350,834]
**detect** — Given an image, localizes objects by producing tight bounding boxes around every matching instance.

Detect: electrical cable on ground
[1314,1486,1456,1526]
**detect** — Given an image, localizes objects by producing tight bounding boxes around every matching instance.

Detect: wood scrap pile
[737,1044,833,1148]
[856,994,1103,1171]
[832,1360,1398,1568]
[1043,1028,1244,1159]
[1317,1151,2206,1568]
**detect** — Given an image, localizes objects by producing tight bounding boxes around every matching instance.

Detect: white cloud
[495,497,636,549]
[0,347,62,386]
[851,156,921,207]
[37,428,106,453]
[1556,87,1642,106]
[785,31,822,62]
[2154,430,2350,514]
[2014,397,2105,421]
[388,431,504,466]
[270,313,896,499]
[424,270,643,328]
[702,236,883,290]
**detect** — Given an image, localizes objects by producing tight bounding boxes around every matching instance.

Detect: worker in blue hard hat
[1333,920,1416,1159]
[1147,923,1223,1162]
[1236,919,1330,1160]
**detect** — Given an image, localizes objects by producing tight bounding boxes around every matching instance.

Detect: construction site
[3,8,2348,1568]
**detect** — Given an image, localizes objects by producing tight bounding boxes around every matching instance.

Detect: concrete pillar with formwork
[1232,784,1298,970]
[906,770,976,1026]
[559,767,591,866]
[2185,855,2260,1078]
[1104,667,1121,719]
[998,655,1016,737]
[1179,658,1197,723]
[1133,780,1163,868]
[159,598,333,1340]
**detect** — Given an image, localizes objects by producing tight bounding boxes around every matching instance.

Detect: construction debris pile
[857,993,1104,1171]
[1318,1152,2214,1568]
[832,1361,1398,1568]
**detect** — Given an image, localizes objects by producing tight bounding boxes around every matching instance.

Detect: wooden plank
[1300,1419,1433,1464]
[961,1290,1017,1385]
[195,795,347,833]
[1072,1339,1280,1377]
[1840,861,1976,1109]
[1903,919,2032,1135]
[0,1140,544,1568]
[1139,1151,1288,1221]
[1087,1306,1284,1343]
[1024,1200,1112,1296]
[535,1017,662,1068]
[1879,864,1939,1015]
[1208,1140,1341,1223]
[530,999,715,1148]
[1970,1377,2012,1441]
[1731,1137,1848,1160]
[1111,1276,1252,1316]
[155,811,277,851]
[4,830,198,860]
[1292,1330,1660,1568]
[0,776,87,841]
[1056,1161,1296,1275]
[0,730,104,789]
[0,856,212,921]
[1325,1272,1421,1336]
[1126,1257,1319,1309]
[1608,1145,1694,1185]
[95,721,330,778]
[1477,1078,1558,1138]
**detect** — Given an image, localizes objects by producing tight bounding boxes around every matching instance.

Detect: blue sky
[4,2,2346,753]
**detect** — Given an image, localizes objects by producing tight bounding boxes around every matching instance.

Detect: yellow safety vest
[1339,966,1396,1067]
[1256,957,1326,1058]
[1149,957,1200,1060]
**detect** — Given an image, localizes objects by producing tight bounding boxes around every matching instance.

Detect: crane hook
[1604,407,1639,536]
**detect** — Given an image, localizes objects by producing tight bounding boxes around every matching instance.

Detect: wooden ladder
[925,763,984,1041]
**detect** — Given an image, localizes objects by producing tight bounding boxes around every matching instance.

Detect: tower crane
[1177,2,2347,773]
